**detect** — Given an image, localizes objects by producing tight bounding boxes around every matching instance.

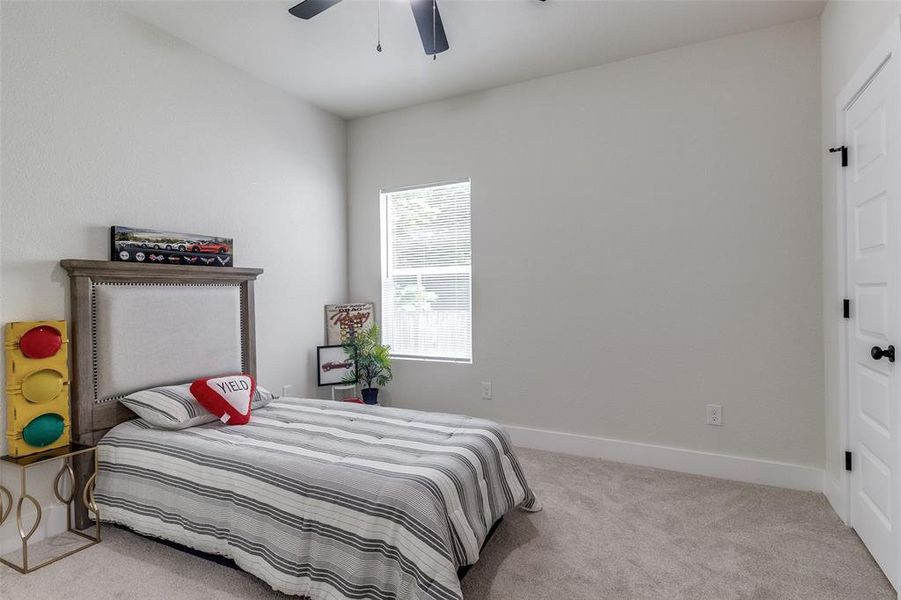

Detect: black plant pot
[361,388,379,405]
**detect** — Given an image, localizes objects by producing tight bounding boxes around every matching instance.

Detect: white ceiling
[124,0,824,119]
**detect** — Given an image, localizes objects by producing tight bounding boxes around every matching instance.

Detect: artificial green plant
[341,324,393,390]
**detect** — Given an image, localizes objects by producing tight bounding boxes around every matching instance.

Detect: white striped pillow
[120,383,277,430]
[253,385,277,409]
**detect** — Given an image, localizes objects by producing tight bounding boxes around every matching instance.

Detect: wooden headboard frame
[60,260,263,445]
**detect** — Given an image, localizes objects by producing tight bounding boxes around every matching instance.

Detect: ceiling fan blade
[410,0,449,56]
[288,0,342,20]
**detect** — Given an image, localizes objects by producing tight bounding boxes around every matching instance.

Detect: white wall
[348,19,823,473]
[0,1,346,547]
[820,1,901,518]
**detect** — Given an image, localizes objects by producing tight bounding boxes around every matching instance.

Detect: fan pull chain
[375,0,382,52]
[376,0,382,52]
[432,0,436,60]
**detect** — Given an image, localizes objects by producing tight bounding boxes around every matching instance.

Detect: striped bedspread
[95,397,540,600]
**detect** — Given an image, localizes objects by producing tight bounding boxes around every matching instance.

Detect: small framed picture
[317,345,356,387]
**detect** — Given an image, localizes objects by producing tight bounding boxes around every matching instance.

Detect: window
[380,180,472,363]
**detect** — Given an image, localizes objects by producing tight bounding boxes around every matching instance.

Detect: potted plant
[342,324,392,405]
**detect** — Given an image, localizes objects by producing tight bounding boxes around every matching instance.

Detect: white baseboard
[505,424,825,492]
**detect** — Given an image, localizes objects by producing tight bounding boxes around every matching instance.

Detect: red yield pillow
[190,374,256,425]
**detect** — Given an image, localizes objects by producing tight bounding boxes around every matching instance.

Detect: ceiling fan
[289,0,449,57]
[289,0,547,58]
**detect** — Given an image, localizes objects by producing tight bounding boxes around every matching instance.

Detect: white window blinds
[381,180,472,362]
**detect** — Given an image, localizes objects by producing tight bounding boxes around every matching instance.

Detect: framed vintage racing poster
[325,303,375,345]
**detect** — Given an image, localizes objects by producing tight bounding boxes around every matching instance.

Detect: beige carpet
[1,447,894,600]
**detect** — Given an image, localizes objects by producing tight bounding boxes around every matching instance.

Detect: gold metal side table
[0,444,100,573]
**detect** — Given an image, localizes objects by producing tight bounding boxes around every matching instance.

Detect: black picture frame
[317,345,356,387]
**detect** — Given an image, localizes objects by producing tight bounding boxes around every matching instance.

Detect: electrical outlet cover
[706,404,722,426]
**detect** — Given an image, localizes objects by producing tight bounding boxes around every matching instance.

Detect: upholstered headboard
[61,260,263,445]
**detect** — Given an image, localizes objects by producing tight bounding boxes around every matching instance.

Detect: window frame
[379,178,473,364]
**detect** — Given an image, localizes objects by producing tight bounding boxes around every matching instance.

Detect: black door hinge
[829,146,848,167]
[843,298,851,319]
[845,451,853,472]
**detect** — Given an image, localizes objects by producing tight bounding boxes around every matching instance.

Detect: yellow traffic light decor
[5,321,71,457]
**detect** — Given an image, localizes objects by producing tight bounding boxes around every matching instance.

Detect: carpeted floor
[1,447,895,599]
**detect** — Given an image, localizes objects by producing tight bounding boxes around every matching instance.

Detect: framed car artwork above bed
[110,226,234,267]
[60,259,541,600]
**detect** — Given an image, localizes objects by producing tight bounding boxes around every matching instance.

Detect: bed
[61,260,539,600]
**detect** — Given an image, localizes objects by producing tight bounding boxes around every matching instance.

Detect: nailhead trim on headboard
[61,260,262,444]
[89,281,246,406]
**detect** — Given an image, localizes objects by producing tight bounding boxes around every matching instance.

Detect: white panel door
[845,28,901,591]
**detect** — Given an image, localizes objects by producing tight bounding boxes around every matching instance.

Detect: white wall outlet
[282,384,293,397]
[481,381,492,400]
[706,404,722,426]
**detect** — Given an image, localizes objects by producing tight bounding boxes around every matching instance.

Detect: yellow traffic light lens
[21,368,65,403]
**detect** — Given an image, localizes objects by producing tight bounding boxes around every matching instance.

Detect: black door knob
[871,345,895,363]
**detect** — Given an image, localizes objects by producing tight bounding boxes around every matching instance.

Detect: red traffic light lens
[19,326,62,359]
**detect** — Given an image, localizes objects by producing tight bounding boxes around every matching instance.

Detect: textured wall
[349,19,823,472]
[0,1,347,547]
